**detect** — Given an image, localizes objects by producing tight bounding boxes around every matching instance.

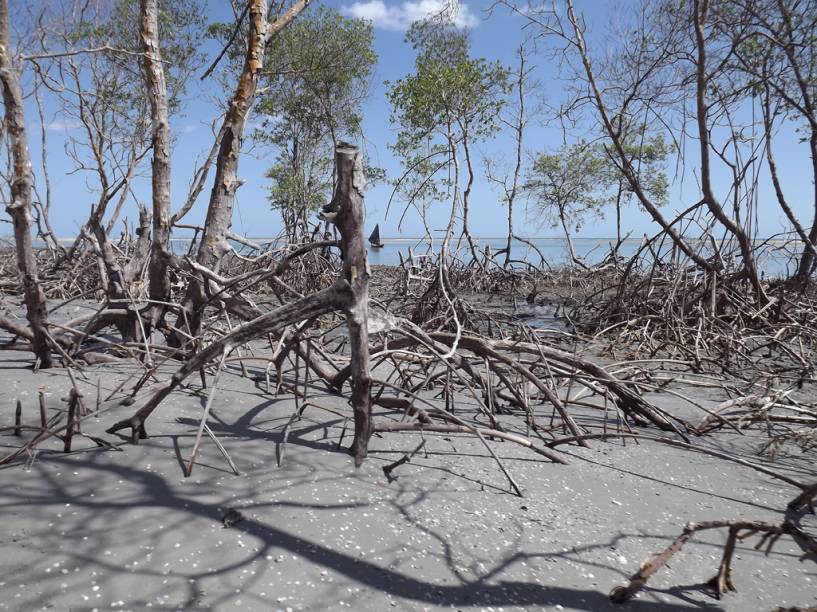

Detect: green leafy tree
[387,19,509,257]
[253,7,376,240]
[607,131,670,251]
[527,132,669,264]
[525,142,611,266]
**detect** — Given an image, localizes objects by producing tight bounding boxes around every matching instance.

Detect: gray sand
[0,345,814,611]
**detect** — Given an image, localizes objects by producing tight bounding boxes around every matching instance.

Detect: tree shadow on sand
[0,454,729,611]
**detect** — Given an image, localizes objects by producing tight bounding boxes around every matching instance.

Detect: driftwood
[0,1,814,606]
[610,519,817,603]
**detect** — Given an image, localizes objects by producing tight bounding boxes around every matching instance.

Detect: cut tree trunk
[0,0,53,369]
[320,143,373,465]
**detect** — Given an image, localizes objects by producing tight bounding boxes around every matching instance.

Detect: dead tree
[555,0,716,274]
[720,0,817,285]
[0,0,53,368]
[691,0,765,302]
[321,143,373,464]
[109,143,375,464]
[484,45,532,269]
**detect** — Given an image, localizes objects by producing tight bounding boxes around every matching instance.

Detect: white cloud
[342,0,479,31]
[44,119,82,132]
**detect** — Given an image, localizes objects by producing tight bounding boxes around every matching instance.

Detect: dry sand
[0,337,814,611]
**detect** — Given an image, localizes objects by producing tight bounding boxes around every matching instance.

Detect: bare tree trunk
[444,125,460,243]
[558,207,585,268]
[760,83,817,277]
[795,128,817,282]
[172,0,265,342]
[140,0,172,327]
[504,48,526,269]
[0,0,53,369]
[692,0,765,302]
[505,190,515,268]
[87,204,151,341]
[460,128,480,264]
[322,144,373,465]
[773,0,817,284]
[173,0,309,345]
[196,0,268,271]
[614,182,623,255]
[31,78,62,254]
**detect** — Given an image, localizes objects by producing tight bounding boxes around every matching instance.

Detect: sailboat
[369,224,384,249]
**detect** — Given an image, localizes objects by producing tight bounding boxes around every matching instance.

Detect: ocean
[221,236,802,277]
[34,235,801,277]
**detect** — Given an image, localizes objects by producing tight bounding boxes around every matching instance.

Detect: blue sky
[16,0,817,241]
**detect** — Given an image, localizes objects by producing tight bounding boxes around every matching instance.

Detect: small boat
[369,224,384,249]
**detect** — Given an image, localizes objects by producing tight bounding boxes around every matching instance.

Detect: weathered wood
[38,391,46,429]
[63,390,78,452]
[322,143,373,465]
[108,143,375,467]
[13,399,21,436]
[0,0,52,368]
[789,482,817,513]
[610,519,817,603]
[107,283,347,441]
[88,209,151,342]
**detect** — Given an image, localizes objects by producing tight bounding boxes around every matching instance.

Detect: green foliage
[526,131,670,231]
[389,20,509,144]
[525,142,611,230]
[615,131,671,207]
[387,19,510,208]
[266,155,332,225]
[259,6,376,143]
[69,0,206,116]
[250,7,377,232]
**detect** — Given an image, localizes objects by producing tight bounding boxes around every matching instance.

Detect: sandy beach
[0,334,813,612]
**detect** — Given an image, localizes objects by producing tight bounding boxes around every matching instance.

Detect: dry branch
[610,519,817,603]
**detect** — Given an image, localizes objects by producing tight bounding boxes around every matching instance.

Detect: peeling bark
[140,0,172,326]
[173,0,310,345]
